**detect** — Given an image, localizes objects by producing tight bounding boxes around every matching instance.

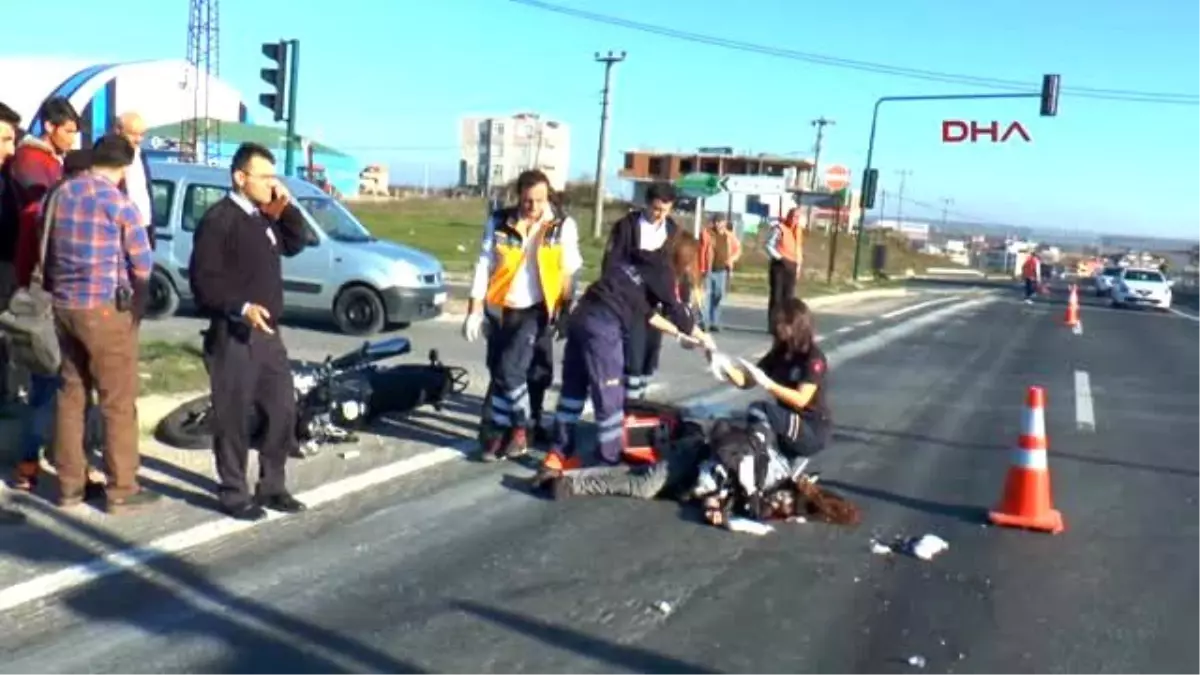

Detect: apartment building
[459,112,571,192]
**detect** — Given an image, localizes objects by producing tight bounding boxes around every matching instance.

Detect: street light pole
[850,75,1060,280]
[591,50,626,240]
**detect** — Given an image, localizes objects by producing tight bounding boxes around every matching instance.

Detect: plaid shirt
[46,173,152,309]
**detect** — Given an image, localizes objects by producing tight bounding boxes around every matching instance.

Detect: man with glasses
[189,142,309,521]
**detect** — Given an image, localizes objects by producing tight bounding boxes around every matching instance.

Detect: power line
[507,0,1199,105]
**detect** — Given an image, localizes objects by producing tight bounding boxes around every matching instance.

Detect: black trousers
[767,259,797,330]
[623,316,663,399]
[204,323,296,507]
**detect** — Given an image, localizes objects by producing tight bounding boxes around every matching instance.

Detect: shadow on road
[452,599,721,674]
[820,478,988,525]
[1,495,427,674]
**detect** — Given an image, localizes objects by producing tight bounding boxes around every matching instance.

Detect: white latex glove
[462,312,483,342]
[738,358,774,388]
[708,352,735,382]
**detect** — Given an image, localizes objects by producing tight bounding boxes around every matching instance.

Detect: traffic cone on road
[1064,284,1083,335]
[988,386,1065,534]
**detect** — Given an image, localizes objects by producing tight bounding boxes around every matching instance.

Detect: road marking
[0,296,996,613]
[1169,307,1200,322]
[835,326,855,334]
[1074,370,1096,432]
[698,296,995,409]
[854,319,875,328]
[880,295,962,320]
[0,442,474,613]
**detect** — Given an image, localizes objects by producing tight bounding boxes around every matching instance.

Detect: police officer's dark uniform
[189,190,309,520]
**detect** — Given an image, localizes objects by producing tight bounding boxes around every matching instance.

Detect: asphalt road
[1,284,1196,673]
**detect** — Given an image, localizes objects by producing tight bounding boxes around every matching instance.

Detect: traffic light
[1040,74,1060,117]
[860,168,880,209]
[260,40,288,122]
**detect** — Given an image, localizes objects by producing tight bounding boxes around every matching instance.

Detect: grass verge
[348,197,959,292]
[139,341,209,396]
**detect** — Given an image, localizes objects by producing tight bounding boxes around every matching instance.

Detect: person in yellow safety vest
[764,207,804,331]
[463,169,583,461]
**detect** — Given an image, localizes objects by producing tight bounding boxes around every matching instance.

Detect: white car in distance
[1111,267,1173,310]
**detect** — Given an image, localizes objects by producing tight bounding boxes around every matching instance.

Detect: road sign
[719,175,789,195]
[823,164,851,191]
[675,172,723,198]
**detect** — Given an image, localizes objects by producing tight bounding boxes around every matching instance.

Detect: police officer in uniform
[464,170,582,461]
[713,297,831,466]
[537,232,713,484]
[601,182,682,401]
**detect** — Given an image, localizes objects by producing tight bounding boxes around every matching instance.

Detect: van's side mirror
[305,227,320,246]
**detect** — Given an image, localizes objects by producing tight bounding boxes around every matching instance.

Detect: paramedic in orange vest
[765,207,804,330]
[699,213,741,331]
[463,169,583,461]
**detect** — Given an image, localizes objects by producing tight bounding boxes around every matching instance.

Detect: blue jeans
[705,270,728,328]
[20,374,60,463]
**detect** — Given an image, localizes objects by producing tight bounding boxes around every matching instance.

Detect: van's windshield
[297,197,374,243]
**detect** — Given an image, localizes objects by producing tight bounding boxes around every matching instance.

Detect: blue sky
[4,0,1198,237]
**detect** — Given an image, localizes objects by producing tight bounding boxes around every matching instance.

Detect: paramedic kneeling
[539,233,713,481]
[715,298,830,463]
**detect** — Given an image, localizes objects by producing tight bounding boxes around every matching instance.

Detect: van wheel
[333,285,386,336]
[145,268,180,320]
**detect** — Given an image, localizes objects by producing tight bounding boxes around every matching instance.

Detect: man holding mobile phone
[189,142,309,521]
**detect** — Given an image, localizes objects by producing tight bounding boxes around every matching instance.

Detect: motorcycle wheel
[154,394,216,450]
[154,394,269,450]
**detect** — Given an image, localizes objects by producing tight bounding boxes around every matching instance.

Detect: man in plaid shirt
[45,134,155,514]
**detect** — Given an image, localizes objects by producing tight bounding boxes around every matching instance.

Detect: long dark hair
[770,298,815,356]
[665,230,703,308]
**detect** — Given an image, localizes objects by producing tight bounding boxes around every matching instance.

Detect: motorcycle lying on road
[153,336,470,454]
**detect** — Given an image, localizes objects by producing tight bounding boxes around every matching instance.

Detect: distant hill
[865,215,1197,253]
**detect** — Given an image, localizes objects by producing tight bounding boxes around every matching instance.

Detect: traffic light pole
[284,39,300,177]
[849,79,1059,281]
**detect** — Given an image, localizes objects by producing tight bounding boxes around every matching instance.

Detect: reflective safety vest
[774,221,803,264]
[484,208,568,312]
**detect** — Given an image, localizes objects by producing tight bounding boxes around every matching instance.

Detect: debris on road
[339,450,361,460]
[726,517,774,536]
[869,534,950,561]
[653,600,673,615]
[907,654,927,668]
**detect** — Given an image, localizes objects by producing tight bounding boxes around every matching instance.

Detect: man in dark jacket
[189,142,310,521]
[601,182,681,401]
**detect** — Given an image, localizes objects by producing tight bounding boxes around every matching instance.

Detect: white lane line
[706,296,995,408]
[835,326,856,334]
[854,319,875,328]
[880,295,962,320]
[1169,307,1200,322]
[0,441,475,613]
[0,296,993,613]
[1074,370,1096,432]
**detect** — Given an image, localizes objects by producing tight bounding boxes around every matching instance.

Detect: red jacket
[9,137,62,288]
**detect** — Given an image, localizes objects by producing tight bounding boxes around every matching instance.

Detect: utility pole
[895,169,913,228]
[940,197,954,229]
[591,50,626,239]
[804,116,834,231]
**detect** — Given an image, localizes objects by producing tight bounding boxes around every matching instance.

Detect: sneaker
[480,434,507,463]
[10,461,39,491]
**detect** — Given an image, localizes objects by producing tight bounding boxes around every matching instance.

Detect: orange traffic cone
[1063,284,1080,328]
[988,386,1065,534]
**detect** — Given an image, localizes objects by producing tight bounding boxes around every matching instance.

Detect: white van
[146,162,447,335]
